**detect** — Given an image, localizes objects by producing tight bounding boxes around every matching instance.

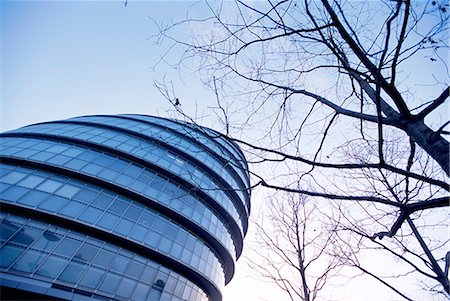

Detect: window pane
[33,231,61,251]
[54,239,81,257]
[110,255,129,273]
[11,249,45,273]
[74,243,98,262]
[47,145,68,154]
[126,260,145,279]
[0,244,23,268]
[108,199,128,215]
[93,249,115,268]
[36,179,62,193]
[10,227,41,246]
[17,190,49,207]
[74,188,98,203]
[124,205,142,220]
[78,267,104,289]
[78,206,103,224]
[39,196,67,212]
[132,283,150,301]
[96,212,119,230]
[1,186,28,200]
[55,184,79,198]
[58,261,85,283]
[114,219,134,236]
[116,277,137,299]
[129,224,146,242]
[35,256,66,278]
[0,171,27,184]
[99,273,121,294]
[92,193,114,209]
[17,175,44,189]
[0,221,19,242]
[59,201,84,218]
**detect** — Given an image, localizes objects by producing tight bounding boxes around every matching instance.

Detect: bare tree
[248,192,341,301]
[153,0,449,298]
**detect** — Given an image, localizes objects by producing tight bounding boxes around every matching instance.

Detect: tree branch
[415,87,450,120]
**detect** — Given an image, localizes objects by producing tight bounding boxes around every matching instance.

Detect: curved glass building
[0,114,250,301]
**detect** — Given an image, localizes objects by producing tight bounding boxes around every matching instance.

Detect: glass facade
[0,115,250,301]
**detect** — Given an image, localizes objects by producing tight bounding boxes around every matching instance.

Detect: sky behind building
[2,1,214,132]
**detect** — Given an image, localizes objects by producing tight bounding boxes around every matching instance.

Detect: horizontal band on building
[0,131,245,257]
[0,202,222,301]
[0,157,236,284]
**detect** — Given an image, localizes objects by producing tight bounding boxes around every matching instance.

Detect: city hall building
[0,114,251,301]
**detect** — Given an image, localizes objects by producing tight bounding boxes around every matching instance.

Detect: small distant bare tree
[248,192,341,301]
[153,0,449,298]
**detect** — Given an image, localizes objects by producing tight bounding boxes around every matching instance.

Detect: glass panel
[54,238,81,257]
[0,220,20,241]
[0,171,27,184]
[78,266,104,289]
[35,256,67,278]
[110,160,128,172]
[115,174,133,186]
[140,267,157,285]
[77,151,97,162]
[170,243,183,258]
[62,148,83,157]
[78,206,102,224]
[93,249,115,268]
[116,277,137,299]
[39,196,67,212]
[145,232,160,248]
[139,211,155,226]
[124,205,142,220]
[132,283,150,301]
[58,261,85,284]
[32,152,54,161]
[92,193,114,209]
[55,184,80,198]
[108,199,128,215]
[17,175,45,189]
[0,244,23,268]
[17,190,49,207]
[47,155,71,165]
[110,255,129,273]
[1,186,28,200]
[114,219,134,236]
[36,179,62,193]
[129,224,147,242]
[11,249,45,273]
[159,237,172,253]
[97,169,118,181]
[99,273,121,294]
[74,243,98,262]
[64,158,87,169]
[46,145,68,154]
[10,227,41,246]
[59,201,84,218]
[33,231,61,251]
[96,212,120,230]
[81,163,103,175]
[152,217,167,234]
[126,260,145,279]
[74,188,98,203]
[147,289,162,301]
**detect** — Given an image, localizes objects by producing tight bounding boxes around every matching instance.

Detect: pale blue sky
[1,0,214,132]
